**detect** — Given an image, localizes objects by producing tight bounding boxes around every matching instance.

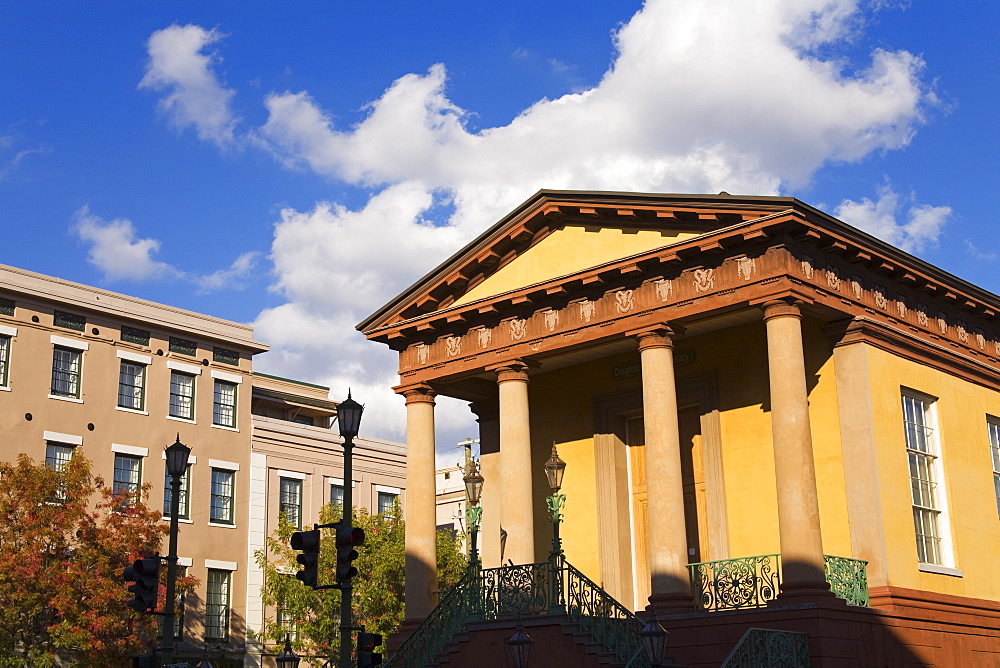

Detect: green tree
[255,501,467,660]
[0,453,184,665]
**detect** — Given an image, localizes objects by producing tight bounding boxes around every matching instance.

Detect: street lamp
[335,392,364,668]
[161,435,191,659]
[276,634,301,668]
[544,443,567,560]
[463,459,484,564]
[639,612,669,668]
[506,623,533,668]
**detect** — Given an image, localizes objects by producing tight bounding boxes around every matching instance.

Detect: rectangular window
[213,346,239,366]
[117,360,146,410]
[53,311,85,331]
[330,483,344,508]
[169,336,197,356]
[277,586,299,641]
[205,569,231,641]
[171,566,187,639]
[213,380,237,428]
[46,442,75,471]
[989,417,1000,520]
[0,297,13,317]
[113,454,142,504]
[169,371,196,420]
[163,464,191,519]
[120,326,150,346]
[0,335,10,387]
[210,468,235,524]
[279,477,303,529]
[51,346,82,397]
[378,491,398,515]
[902,392,949,565]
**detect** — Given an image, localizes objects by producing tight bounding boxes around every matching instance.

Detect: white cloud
[834,183,950,252]
[73,206,257,291]
[139,24,238,148]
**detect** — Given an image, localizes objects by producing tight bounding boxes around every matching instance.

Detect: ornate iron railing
[823,554,869,607]
[481,561,553,617]
[689,554,781,611]
[722,627,810,667]
[564,560,646,664]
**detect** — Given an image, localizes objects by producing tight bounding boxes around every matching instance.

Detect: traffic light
[358,632,383,667]
[335,525,365,582]
[291,528,321,587]
[123,556,160,612]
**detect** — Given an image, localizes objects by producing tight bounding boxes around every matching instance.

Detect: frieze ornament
[509,318,527,341]
[975,331,986,350]
[916,307,929,328]
[478,327,492,349]
[579,299,596,323]
[543,310,559,332]
[800,257,815,279]
[737,257,756,281]
[655,279,673,302]
[446,335,462,358]
[956,323,969,344]
[416,344,429,365]
[615,289,635,314]
[693,268,715,293]
[825,267,841,291]
[874,287,888,311]
[850,277,863,301]
[895,296,908,318]
[936,316,948,335]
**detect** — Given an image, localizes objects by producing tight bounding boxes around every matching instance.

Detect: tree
[255,501,467,660]
[0,453,186,665]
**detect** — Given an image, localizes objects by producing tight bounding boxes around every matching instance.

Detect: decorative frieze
[446,336,462,358]
[825,267,841,291]
[655,279,673,302]
[850,277,863,301]
[509,318,527,341]
[615,290,635,314]
[416,344,429,365]
[873,287,888,311]
[543,310,559,332]
[801,257,815,279]
[737,257,756,281]
[694,268,715,293]
[477,327,492,349]
[579,300,596,323]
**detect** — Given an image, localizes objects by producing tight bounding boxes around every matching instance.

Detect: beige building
[0,263,407,665]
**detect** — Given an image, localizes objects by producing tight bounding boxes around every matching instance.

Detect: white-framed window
[117,360,146,411]
[210,468,235,524]
[205,569,231,641]
[113,453,142,503]
[51,346,82,398]
[169,371,196,420]
[902,391,953,566]
[163,465,192,519]
[377,491,399,515]
[330,482,345,508]
[46,442,75,472]
[988,416,1000,520]
[279,477,303,530]
[0,332,11,387]
[213,380,237,428]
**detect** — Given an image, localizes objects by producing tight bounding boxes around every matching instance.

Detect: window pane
[169,336,197,356]
[169,372,195,420]
[378,492,398,515]
[213,381,237,427]
[902,392,944,565]
[163,465,191,519]
[113,454,142,501]
[118,361,145,410]
[51,347,81,397]
[0,335,10,386]
[53,311,85,331]
[330,484,344,508]
[210,469,234,524]
[205,569,230,641]
[279,478,302,529]
[120,326,150,346]
[46,443,74,471]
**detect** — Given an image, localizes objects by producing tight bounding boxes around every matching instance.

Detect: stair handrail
[564,560,647,665]
[721,627,810,667]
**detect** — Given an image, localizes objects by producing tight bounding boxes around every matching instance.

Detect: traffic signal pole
[339,429,355,668]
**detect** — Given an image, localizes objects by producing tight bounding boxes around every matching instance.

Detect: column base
[770,578,842,607]
[648,591,695,617]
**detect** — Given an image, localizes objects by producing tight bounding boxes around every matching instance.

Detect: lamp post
[463,458,484,565]
[639,612,669,668]
[161,435,191,659]
[543,444,567,560]
[276,634,301,668]
[506,622,534,668]
[336,392,364,668]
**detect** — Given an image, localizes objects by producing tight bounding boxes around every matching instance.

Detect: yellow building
[0,263,407,666]
[361,191,1000,666]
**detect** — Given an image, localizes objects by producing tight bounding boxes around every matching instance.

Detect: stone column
[494,361,535,565]
[401,385,438,619]
[763,300,830,596]
[470,400,502,568]
[636,327,693,613]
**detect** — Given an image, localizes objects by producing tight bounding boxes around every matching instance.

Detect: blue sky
[2,1,998,450]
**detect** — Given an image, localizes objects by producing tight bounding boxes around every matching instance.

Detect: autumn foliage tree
[0,453,173,665]
[255,501,467,661]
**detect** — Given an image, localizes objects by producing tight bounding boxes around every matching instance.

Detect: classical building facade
[361,191,1000,665]
[0,263,407,665]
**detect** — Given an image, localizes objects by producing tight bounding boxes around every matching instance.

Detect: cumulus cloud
[139,24,239,148]
[145,0,948,439]
[834,183,950,252]
[73,206,258,291]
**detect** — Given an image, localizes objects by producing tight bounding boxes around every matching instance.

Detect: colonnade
[399,299,829,621]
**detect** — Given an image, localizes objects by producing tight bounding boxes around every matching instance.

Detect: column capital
[486,359,531,383]
[629,324,682,352]
[762,299,803,322]
[395,383,437,405]
[469,399,499,422]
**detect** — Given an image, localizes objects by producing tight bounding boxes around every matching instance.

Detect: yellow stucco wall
[455,225,701,306]
[865,345,1000,599]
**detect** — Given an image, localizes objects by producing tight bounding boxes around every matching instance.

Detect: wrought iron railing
[823,554,869,607]
[386,558,647,666]
[689,554,782,611]
[722,627,810,667]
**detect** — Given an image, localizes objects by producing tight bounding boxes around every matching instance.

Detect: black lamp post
[276,634,301,668]
[463,459,484,564]
[639,612,669,668]
[161,435,191,658]
[543,444,567,560]
[336,392,364,668]
[506,623,533,668]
